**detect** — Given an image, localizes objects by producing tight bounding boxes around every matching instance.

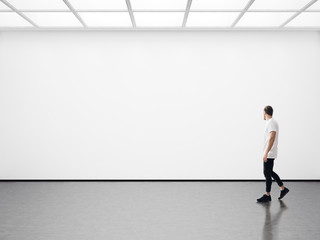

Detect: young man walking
[257,106,289,202]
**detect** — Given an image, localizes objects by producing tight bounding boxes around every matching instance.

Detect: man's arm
[263,131,276,162]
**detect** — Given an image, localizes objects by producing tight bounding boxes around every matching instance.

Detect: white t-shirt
[263,118,279,159]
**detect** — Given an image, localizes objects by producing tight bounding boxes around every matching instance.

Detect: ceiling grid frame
[280,0,319,27]
[231,0,256,27]
[182,0,192,27]
[62,0,86,27]
[0,0,38,27]
[0,0,320,30]
[126,0,136,28]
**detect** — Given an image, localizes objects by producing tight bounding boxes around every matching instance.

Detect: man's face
[263,111,266,120]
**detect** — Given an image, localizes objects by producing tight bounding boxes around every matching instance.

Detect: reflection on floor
[0,181,319,240]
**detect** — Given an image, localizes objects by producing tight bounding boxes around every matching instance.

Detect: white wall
[0,31,320,180]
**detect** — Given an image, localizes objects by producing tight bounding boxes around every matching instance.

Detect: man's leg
[269,160,290,199]
[271,169,284,190]
[269,159,284,190]
[257,159,273,202]
[263,159,273,195]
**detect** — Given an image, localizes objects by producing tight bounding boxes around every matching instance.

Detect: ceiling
[0,0,320,31]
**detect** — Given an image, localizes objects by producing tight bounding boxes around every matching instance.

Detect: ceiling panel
[286,12,320,27]
[187,12,239,27]
[250,0,312,10]
[131,0,188,10]
[134,12,185,27]
[236,12,294,27]
[6,0,69,10]
[23,12,83,27]
[79,12,132,27]
[0,12,33,26]
[68,0,128,10]
[190,0,250,10]
[1,0,320,30]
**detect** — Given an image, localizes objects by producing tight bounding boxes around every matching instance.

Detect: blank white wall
[0,31,320,180]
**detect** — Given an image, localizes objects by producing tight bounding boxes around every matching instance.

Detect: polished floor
[0,181,319,240]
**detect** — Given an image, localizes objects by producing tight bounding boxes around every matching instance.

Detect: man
[257,105,289,202]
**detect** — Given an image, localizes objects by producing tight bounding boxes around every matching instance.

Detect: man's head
[264,105,273,120]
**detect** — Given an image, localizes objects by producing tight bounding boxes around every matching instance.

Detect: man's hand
[263,131,276,162]
[263,153,268,162]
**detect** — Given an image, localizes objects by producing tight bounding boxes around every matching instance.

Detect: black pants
[264,158,283,192]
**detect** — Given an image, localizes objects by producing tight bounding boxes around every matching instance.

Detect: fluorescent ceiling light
[134,12,184,27]
[68,0,128,10]
[6,0,69,10]
[0,12,33,26]
[0,1,11,10]
[236,12,294,27]
[190,0,250,10]
[23,12,83,27]
[79,12,132,27]
[187,12,240,27]
[250,0,312,10]
[286,12,320,27]
[131,0,188,10]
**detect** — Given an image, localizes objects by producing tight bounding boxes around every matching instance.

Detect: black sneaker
[278,187,289,200]
[257,194,271,202]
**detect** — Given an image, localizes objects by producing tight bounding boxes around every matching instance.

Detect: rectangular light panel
[187,12,240,27]
[134,12,184,27]
[131,0,188,10]
[23,12,83,27]
[286,12,320,27]
[0,12,33,26]
[79,12,132,27]
[68,0,128,10]
[250,0,312,10]
[190,0,250,10]
[6,0,69,10]
[236,12,294,27]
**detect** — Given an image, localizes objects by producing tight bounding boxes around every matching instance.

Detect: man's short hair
[264,105,273,116]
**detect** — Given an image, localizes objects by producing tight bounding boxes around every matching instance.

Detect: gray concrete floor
[0,181,319,240]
